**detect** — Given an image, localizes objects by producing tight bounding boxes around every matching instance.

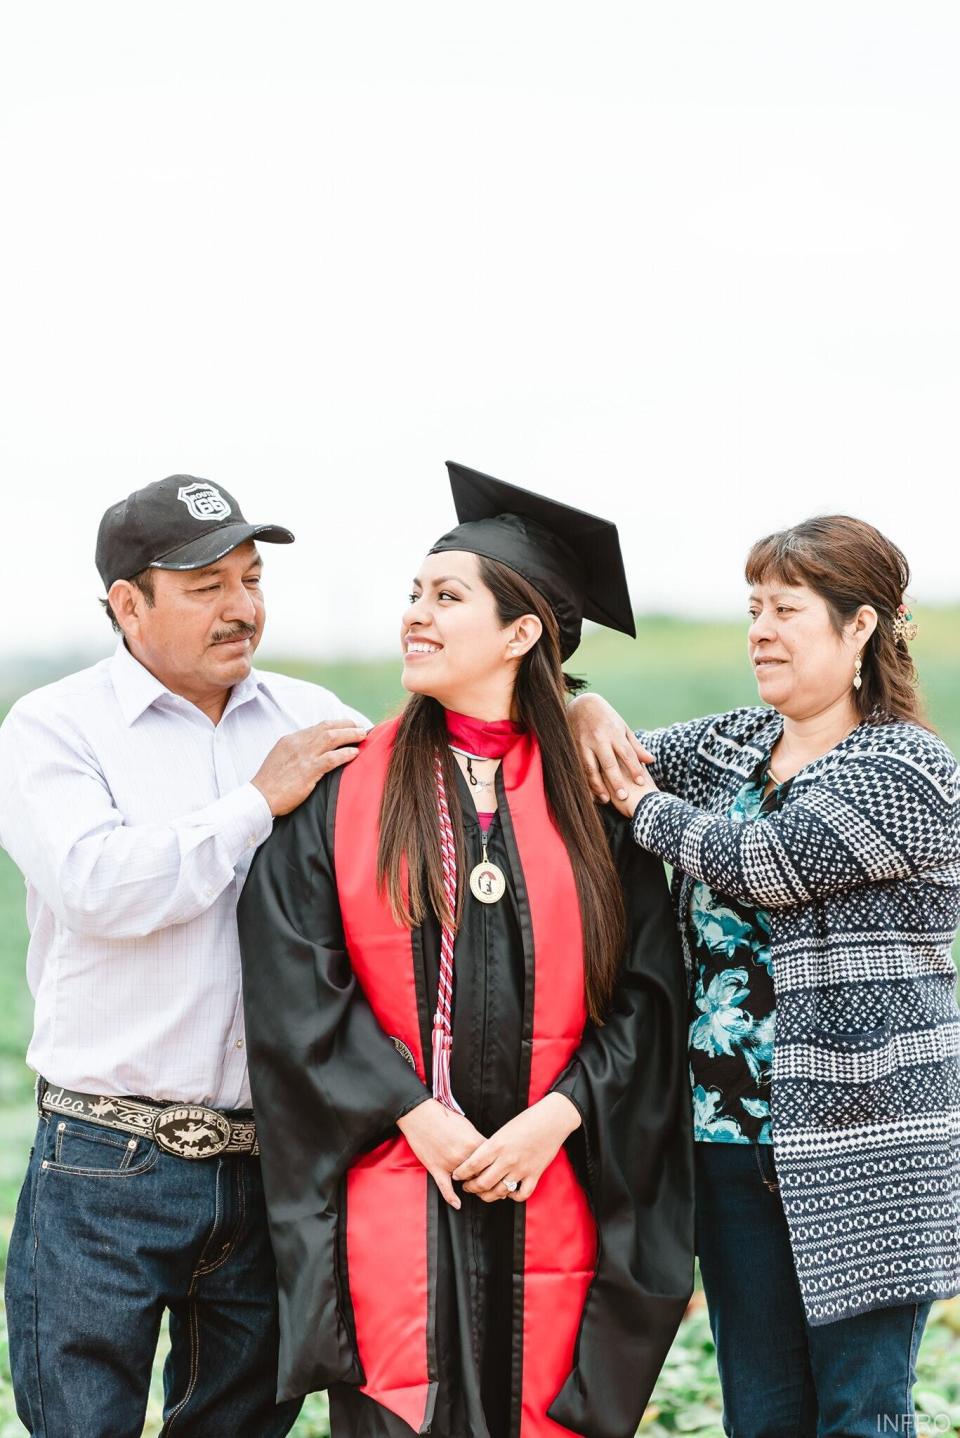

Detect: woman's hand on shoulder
[451,1093,582,1204]
[566,693,653,805]
[396,1098,486,1211]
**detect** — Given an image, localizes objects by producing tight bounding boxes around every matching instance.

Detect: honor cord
[432,753,464,1113]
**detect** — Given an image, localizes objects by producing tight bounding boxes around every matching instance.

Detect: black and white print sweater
[633,706,960,1326]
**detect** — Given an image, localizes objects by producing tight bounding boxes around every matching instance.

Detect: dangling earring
[853,654,862,691]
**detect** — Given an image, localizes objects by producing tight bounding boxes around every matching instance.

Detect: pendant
[469,858,507,904]
[468,824,506,904]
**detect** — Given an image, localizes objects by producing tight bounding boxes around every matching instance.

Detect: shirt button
[235,1039,244,1049]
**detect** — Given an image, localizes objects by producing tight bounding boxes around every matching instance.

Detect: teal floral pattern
[688,773,783,1144]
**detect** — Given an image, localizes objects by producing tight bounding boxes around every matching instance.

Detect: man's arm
[0,703,364,940]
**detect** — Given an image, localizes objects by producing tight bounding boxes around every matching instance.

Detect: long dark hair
[377,556,625,1023]
[745,515,929,728]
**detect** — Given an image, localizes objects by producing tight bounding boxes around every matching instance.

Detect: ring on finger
[501,1178,520,1193]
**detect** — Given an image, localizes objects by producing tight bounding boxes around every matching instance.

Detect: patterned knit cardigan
[633,705,960,1325]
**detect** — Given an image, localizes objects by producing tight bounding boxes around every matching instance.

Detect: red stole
[334,716,596,1437]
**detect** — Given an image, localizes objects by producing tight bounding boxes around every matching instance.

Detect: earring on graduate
[853,653,862,691]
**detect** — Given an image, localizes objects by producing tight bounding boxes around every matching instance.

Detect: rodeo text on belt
[38,1080,258,1159]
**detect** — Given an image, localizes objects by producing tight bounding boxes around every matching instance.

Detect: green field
[1,613,959,1435]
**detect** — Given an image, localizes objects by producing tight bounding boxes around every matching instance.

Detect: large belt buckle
[153,1104,232,1159]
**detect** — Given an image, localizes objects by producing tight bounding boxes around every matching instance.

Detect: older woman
[570,515,960,1438]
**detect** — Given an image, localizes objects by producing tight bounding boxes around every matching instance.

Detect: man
[1,474,368,1437]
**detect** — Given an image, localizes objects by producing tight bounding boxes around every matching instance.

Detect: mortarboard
[429,461,636,661]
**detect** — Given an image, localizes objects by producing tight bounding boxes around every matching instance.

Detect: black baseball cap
[429,461,636,661]
[96,475,294,589]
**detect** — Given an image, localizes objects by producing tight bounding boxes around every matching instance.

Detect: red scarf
[444,709,524,757]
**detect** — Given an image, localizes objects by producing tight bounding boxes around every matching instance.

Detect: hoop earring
[853,654,862,692]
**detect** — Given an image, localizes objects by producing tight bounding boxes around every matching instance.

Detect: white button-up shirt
[0,641,368,1107]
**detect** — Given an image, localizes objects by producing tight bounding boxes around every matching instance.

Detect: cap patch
[177,482,232,522]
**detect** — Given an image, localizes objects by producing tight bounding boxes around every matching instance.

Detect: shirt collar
[110,641,170,726]
[110,639,269,727]
[221,666,267,718]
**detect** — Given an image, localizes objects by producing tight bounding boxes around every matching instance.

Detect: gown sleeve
[237,769,430,1399]
[548,811,694,1438]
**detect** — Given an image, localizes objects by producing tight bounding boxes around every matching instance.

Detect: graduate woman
[237,464,694,1438]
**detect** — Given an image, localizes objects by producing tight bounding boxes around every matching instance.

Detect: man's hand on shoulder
[252,719,367,816]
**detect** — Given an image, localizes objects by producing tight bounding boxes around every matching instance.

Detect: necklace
[448,744,493,762]
[451,757,506,900]
[768,720,861,790]
[444,712,523,906]
[448,744,499,790]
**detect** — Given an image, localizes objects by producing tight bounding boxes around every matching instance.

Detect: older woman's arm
[631,734,960,908]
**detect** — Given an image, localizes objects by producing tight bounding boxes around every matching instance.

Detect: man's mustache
[210,624,257,644]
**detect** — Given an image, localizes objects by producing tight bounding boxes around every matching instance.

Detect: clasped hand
[453,1093,581,1203]
[397,1093,581,1209]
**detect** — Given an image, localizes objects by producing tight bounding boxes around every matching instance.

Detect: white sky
[2,2,958,661]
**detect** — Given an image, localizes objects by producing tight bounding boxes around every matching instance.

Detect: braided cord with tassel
[432,752,464,1113]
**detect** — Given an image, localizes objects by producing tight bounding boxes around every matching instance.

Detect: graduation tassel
[432,752,464,1114]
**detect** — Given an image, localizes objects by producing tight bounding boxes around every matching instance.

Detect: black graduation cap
[429,461,636,661]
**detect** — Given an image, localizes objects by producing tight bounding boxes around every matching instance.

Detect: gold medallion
[469,860,507,904]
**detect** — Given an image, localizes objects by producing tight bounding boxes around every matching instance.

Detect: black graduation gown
[237,763,693,1438]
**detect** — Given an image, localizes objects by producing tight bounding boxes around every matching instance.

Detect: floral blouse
[688,769,785,1144]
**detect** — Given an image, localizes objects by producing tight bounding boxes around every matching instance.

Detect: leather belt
[38,1081,258,1159]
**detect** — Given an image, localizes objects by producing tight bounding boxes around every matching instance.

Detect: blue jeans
[5,1112,303,1437]
[695,1142,931,1438]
